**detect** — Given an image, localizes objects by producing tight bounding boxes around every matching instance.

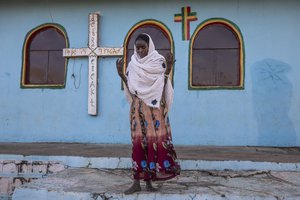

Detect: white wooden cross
[63,12,123,116]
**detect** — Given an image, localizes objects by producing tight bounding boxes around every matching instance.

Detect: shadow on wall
[251,58,296,146]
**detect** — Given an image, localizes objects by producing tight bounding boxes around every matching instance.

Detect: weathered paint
[0,0,299,146]
[0,159,65,198]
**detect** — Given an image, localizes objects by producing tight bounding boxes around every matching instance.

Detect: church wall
[0,0,299,146]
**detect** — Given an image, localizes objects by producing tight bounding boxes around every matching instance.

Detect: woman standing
[116,33,180,194]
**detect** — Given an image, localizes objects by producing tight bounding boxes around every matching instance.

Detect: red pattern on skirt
[130,96,180,181]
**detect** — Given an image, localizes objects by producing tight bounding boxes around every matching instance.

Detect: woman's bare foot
[124,180,141,195]
[145,181,158,192]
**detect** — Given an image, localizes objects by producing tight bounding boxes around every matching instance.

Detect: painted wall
[0,0,299,146]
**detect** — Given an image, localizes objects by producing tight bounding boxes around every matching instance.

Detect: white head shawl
[125,33,174,110]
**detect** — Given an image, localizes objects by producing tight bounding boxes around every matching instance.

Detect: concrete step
[1,143,300,172]
[2,155,300,200]
[0,143,300,200]
[12,168,300,200]
[1,143,300,199]
[1,143,300,163]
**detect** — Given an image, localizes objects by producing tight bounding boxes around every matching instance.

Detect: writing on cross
[63,12,123,116]
[174,6,198,40]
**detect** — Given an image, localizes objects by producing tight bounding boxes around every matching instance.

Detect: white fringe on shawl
[125,33,174,110]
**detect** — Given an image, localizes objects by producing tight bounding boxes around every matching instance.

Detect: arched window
[21,24,68,88]
[123,20,174,84]
[189,19,244,89]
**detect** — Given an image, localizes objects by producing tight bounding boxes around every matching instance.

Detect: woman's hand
[116,58,124,77]
[116,57,128,84]
[165,53,175,75]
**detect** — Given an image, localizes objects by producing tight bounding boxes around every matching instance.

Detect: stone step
[12,168,300,200]
[2,149,300,199]
[1,143,300,164]
[1,154,300,172]
[1,143,300,199]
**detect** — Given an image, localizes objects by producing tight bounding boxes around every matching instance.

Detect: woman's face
[135,39,149,58]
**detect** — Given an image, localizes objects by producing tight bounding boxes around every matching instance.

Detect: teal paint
[0,0,299,146]
[251,59,296,146]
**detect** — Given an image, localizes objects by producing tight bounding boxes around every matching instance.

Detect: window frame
[122,19,175,88]
[189,18,245,90]
[21,23,69,88]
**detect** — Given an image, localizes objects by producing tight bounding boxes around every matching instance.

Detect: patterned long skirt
[130,96,180,181]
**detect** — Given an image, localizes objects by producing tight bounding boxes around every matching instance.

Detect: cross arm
[63,48,92,57]
[95,47,124,57]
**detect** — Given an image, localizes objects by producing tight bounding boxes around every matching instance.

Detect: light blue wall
[0,0,299,146]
